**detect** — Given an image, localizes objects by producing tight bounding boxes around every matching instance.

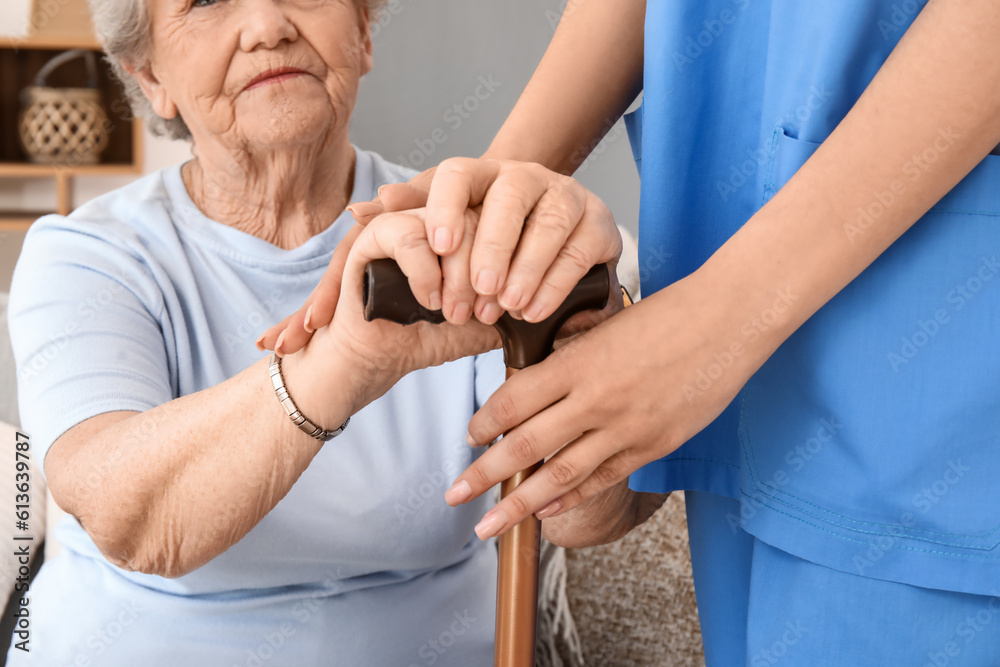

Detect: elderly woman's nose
[238,0,298,52]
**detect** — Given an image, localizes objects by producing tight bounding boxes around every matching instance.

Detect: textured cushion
[562,491,704,666]
[0,292,19,427]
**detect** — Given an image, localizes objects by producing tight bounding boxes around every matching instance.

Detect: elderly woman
[5,0,621,664]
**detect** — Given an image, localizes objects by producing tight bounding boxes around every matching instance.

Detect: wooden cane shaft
[494,367,541,667]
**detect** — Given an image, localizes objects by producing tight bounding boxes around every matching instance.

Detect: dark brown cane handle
[363,258,610,368]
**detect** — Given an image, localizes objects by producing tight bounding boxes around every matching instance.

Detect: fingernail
[465,432,478,446]
[445,480,472,505]
[275,331,286,357]
[479,302,502,325]
[429,290,442,311]
[452,301,471,324]
[475,269,499,295]
[524,300,545,322]
[303,305,315,333]
[255,334,266,351]
[475,509,508,540]
[433,227,452,254]
[536,498,563,519]
[499,284,522,310]
[347,202,382,220]
[377,185,387,198]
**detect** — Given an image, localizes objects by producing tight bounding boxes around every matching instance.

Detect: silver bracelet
[268,351,349,442]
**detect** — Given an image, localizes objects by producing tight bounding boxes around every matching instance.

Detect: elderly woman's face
[138,0,372,149]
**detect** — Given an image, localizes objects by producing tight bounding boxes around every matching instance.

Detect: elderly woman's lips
[243,68,308,92]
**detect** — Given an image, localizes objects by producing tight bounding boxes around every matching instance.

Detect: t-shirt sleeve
[7,217,173,479]
[473,349,504,412]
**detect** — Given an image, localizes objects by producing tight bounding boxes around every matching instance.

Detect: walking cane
[363,259,610,667]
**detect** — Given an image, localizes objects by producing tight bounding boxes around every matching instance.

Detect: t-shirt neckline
[161,145,372,271]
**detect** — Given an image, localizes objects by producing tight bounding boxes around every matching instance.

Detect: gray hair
[88,0,387,141]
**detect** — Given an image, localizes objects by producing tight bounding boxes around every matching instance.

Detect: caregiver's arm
[47,211,497,578]
[451,0,1000,541]
[480,0,645,173]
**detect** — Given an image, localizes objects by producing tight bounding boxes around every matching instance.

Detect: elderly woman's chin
[230,84,351,150]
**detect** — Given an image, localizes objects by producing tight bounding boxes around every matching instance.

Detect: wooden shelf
[0,162,141,177]
[0,1,141,228]
[0,211,49,231]
[3,34,102,51]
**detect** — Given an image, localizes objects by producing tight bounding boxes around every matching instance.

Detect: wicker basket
[19,49,110,165]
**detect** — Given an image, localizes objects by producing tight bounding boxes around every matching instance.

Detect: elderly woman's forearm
[46,353,351,578]
[484,0,645,174]
[541,477,666,548]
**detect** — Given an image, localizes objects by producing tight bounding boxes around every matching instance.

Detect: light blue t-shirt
[7,147,504,666]
[627,0,1000,596]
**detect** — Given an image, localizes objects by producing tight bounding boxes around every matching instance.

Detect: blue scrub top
[627,0,1000,595]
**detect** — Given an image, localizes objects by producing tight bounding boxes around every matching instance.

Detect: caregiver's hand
[259,158,621,354]
[445,271,774,541]
[421,158,621,325]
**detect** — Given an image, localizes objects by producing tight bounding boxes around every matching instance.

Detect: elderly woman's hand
[540,479,668,549]
[254,168,437,355]
[283,206,503,426]
[258,159,622,354]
